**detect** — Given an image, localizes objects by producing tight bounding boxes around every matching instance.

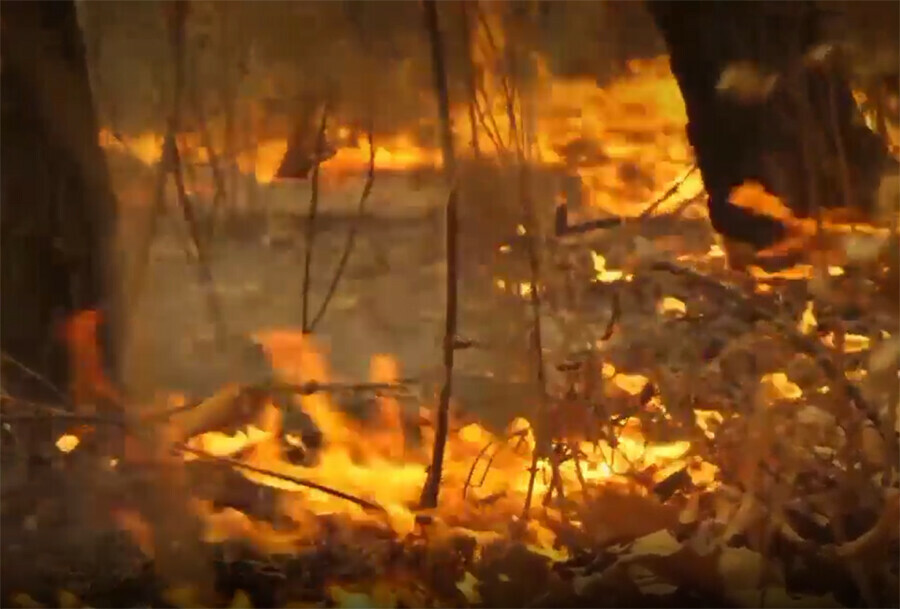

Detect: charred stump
[646,1,889,251]
[0,2,118,435]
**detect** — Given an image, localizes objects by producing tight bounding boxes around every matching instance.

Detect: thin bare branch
[420,0,461,510]
[637,163,699,219]
[650,259,881,428]
[308,122,376,332]
[186,52,228,238]
[301,103,330,334]
[459,1,481,159]
[0,352,69,403]
[177,444,387,513]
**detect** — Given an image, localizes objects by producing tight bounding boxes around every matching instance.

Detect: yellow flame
[182,330,697,557]
[799,301,818,335]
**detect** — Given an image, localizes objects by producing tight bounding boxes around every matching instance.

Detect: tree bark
[646,1,888,250]
[1,2,117,404]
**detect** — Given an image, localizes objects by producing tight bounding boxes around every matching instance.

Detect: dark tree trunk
[646,1,888,251]
[1,1,118,403]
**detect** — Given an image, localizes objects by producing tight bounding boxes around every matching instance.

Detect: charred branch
[420,0,461,510]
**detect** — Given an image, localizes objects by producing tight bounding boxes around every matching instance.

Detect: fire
[100,53,705,219]
[657,296,687,317]
[169,330,701,556]
[55,434,80,453]
[590,252,634,284]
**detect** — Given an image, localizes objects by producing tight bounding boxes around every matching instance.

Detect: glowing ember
[55,434,80,453]
[612,373,650,396]
[591,252,632,283]
[823,332,872,354]
[657,296,687,316]
[761,372,803,401]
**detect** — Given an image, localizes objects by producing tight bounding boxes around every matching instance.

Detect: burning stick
[637,163,699,220]
[178,445,387,514]
[554,164,699,237]
[419,0,461,510]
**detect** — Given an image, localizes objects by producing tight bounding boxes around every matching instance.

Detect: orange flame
[60,309,121,409]
[183,329,701,556]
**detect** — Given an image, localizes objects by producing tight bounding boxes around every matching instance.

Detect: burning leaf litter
[5,14,899,607]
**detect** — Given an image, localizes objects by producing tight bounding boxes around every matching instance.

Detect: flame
[178,330,698,556]
[761,372,803,401]
[55,434,80,453]
[87,27,894,566]
[591,252,633,283]
[100,54,705,219]
[658,296,687,317]
[60,309,121,409]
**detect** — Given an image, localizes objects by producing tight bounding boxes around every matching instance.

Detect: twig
[163,2,228,348]
[420,0,460,510]
[0,392,126,427]
[473,87,507,157]
[461,428,529,500]
[301,104,330,334]
[600,291,620,341]
[0,378,417,431]
[177,444,387,513]
[508,32,555,521]
[554,168,700,237]
[256,379,417,397]
[650,260,881,427]
[308,122,376,332]
[570,444,591,499]
[637,163,699,219]
[169,128,229,349]
[0,352,68,403]
[187,52,228,238]
[473,2,515,150]
[463,440,497,499]
[459,1,481,160]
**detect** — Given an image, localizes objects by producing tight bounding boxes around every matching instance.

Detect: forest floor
[2,171,898,608]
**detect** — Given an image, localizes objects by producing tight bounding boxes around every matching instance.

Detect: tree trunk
[1,1,117,406]
[646,0,888,251]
